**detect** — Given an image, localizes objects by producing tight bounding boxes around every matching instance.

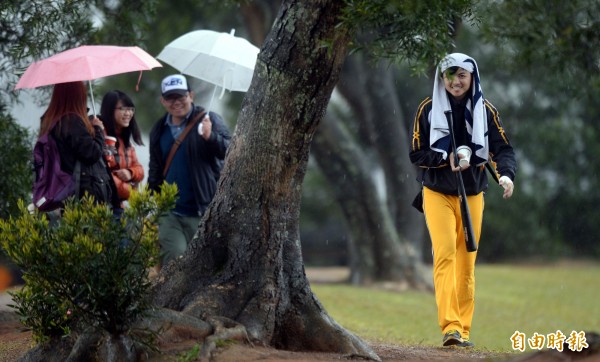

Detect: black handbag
[411,189,424,213]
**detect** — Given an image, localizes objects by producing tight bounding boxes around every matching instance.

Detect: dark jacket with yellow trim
[409,96,516,196]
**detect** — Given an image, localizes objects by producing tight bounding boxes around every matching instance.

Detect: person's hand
[199,114,212,140]
[449,152,470,172]
[499,176,514,199]
[91,116,104,130]
[113,169,132,182]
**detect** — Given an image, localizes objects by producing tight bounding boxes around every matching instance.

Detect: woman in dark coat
[38,81,116,210]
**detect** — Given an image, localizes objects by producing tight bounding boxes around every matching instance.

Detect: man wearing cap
[149,74,231,267]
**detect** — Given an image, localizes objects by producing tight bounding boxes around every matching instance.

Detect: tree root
[200,316,253,361]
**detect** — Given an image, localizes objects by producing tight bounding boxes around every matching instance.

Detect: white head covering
[429,53,488,165]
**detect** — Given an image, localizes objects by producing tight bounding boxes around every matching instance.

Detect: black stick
[444,111,478,252]
[485,162,500,184]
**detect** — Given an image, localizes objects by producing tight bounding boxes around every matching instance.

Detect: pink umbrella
[15,45,162,115]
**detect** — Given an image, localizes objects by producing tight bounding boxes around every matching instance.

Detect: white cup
[456,145,472,168]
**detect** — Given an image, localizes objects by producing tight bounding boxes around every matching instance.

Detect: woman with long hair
[99,90,145,214]
[39,81,116,208]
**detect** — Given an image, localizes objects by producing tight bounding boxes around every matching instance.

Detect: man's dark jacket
[148,105,230,210]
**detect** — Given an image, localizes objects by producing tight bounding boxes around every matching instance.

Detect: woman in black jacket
[409,53,516,348]
[39,81,116,209]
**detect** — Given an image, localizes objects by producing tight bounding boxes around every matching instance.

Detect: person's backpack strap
[163,110,206,177]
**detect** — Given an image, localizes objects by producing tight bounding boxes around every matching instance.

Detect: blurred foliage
[339,0,475,73]
[456,1,600,260]
[0,0,157,110]
[0,184,176,343]
[477,0,600,101]
[0,106,33,220]
[1,0,96,104]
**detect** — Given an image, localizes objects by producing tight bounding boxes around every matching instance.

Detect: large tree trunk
[150,0,379,359]
[240,0,429,288]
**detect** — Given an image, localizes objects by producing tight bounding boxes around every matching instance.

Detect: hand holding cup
[456,145,472,169]
[104,136,118,169]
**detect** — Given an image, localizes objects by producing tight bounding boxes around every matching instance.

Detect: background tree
[474,0,600,259]
[0,108,32,283]
[0,109,32,220]
[0,0,157,118]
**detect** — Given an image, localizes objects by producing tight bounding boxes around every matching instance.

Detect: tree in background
[474,0,600,259]
[0,107,32,220]
[0,108,32,287]
[0,0,157,119]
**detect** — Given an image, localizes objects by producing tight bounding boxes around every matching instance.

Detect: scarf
[429,53,488,166]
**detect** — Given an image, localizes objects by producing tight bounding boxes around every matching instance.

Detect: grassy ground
[312,261,600,353]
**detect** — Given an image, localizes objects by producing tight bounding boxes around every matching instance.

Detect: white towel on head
[430,53,488,166]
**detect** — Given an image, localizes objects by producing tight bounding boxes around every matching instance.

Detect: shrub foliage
[0,184,176,343]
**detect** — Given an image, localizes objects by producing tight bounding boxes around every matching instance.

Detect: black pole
[485,162,500,184]
[444,111,478,252]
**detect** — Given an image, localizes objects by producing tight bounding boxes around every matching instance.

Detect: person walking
[99,90,145,216]
[39,81,117,211]
[409,53,516,347]
[148,74,231,267]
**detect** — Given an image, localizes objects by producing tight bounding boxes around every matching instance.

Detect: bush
[0,109,33,220]
[0,184,177,343]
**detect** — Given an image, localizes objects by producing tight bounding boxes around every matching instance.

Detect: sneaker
[442,329,464,346]
[456,338,475,348]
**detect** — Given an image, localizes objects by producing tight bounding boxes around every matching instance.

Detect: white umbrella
[157,29,259,112]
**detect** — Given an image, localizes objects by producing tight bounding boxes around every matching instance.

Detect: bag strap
[163,110,206,177]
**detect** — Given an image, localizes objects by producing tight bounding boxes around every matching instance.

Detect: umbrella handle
[88,81,97,116]
[207,84,217,115]
[219,69,232,100]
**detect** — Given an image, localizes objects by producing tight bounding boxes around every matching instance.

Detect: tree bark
[151,0,379,359]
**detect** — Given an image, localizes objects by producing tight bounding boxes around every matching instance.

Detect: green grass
[311,262,600,353]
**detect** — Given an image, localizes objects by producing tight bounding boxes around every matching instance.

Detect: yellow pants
[423,187,484,339]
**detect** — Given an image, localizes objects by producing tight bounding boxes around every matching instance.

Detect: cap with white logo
[161,74,188,97]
